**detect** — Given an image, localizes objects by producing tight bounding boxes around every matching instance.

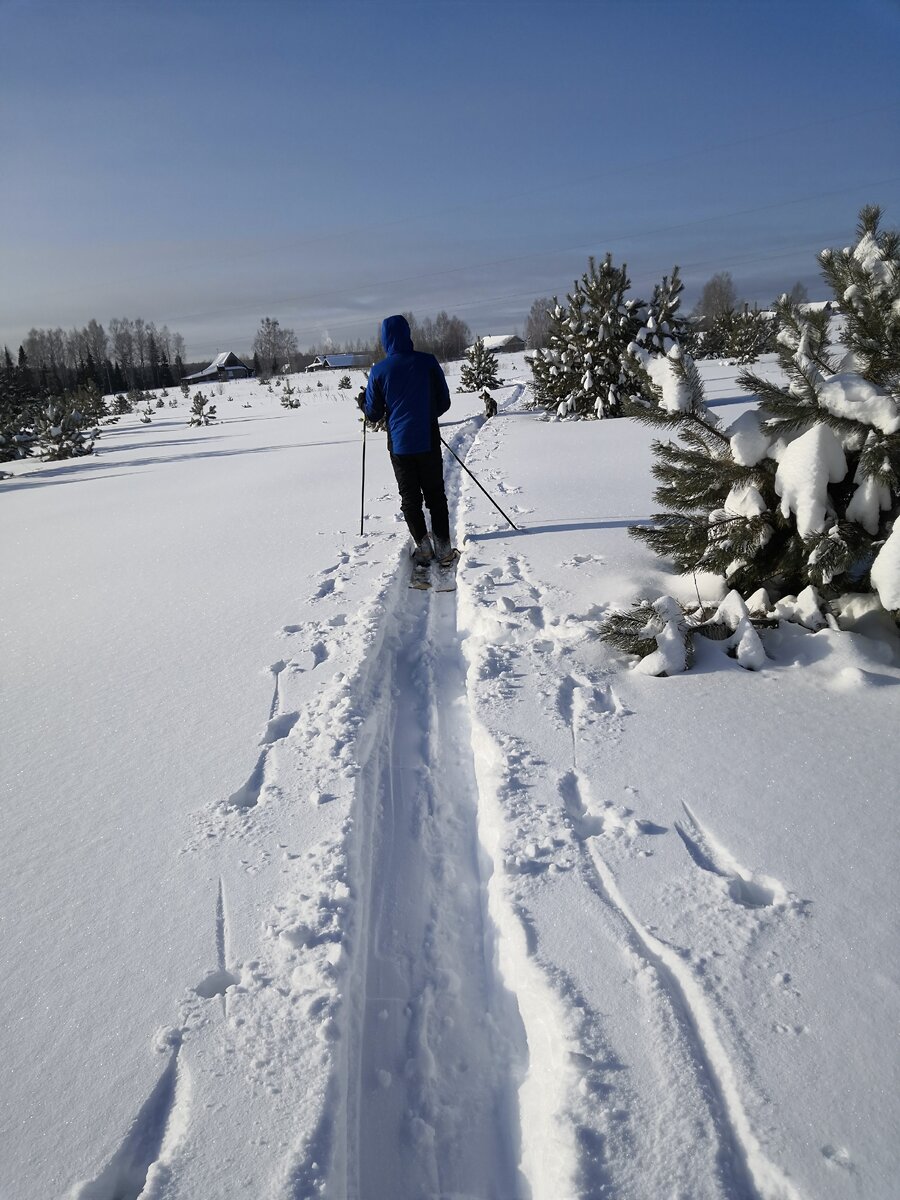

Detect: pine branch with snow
[819,204,900,392]
[600,597,694,675]
[634,267,692,356]
[630,206,900,629]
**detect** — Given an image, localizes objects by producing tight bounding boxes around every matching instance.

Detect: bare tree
[109,318,136,383]
[787,281,809,307]
[524,297,553,350]
[692,272,738,323]
[253,317,298,371]
[397,311,470,360]
[83,319,108,366]
[133,317,148,384]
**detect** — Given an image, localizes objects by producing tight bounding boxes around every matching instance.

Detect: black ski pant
[390,447,450,544]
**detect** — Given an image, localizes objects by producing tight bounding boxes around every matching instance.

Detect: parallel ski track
[342,409,526,1200]
[582,839,800,1200]
[560,689,800,1199]
[456,406,803,1200]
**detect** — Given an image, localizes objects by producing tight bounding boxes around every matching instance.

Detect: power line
[168,176,900,327]
[21,100,900,305]
[185,232,852,357]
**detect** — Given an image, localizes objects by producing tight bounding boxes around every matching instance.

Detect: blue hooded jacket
[363,315,451,455]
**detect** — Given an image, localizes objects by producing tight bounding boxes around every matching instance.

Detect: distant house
[181,352,252,384]
[471,334,526,354]
[305,353,372,372]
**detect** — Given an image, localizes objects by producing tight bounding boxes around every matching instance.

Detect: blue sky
[2,0,899,360]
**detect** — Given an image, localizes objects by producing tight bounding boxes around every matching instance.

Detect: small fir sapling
[36,393,95,460]
[281,382,300,408]
[728,307,776,364]
[189,391,217,426]
[338,375,352,390]
[701,307,775,364]
[459,337,502,393]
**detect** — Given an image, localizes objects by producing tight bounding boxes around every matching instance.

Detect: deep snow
[1,357,897,1199]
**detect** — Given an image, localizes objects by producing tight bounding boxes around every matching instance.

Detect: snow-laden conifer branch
[612,204,900,667]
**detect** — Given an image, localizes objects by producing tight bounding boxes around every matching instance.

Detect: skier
[358,314,454,565]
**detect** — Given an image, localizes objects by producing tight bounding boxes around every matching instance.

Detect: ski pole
[440,435,518,531]
[359,415,367,535]
[359,371,369,536]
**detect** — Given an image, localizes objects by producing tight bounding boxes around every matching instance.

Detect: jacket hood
[381,314,414,355]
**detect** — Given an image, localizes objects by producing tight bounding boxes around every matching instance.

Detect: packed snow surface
[2,356,898,1199]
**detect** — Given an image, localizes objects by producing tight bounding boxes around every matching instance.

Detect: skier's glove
[356,390,366,413]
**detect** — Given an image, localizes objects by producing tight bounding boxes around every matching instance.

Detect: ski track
[343,573,526,1200]
[69,1040,191,1200]
[66,385,805,1199]
[337,410,528,1199]
[455,408,806,1200]
[74,413,533,1199]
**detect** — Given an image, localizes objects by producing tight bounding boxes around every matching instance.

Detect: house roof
[182,351,250,382]
[474,334,524,352]
[306,353,370,369]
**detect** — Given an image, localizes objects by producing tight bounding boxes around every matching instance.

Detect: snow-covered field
[2,355,897,1200]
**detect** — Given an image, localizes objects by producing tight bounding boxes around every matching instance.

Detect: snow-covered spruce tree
[725,307,776,364]
[36,393,95,460]
[459,336,502,393]
[624,342,787,592]
[635,266,692,356]
[618,206,900,643]
[693,308,773,363]
[0,367,37,461]
[531,254,656,418]
[599,341,777,673]
[281,382,300,408]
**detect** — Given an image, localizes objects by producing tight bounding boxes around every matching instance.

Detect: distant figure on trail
[358,314,454,566]
[481,388,498,419]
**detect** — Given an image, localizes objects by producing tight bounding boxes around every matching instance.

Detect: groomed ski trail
[338,411,528,1200]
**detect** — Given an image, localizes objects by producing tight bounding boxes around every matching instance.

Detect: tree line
[247,311,475,379]
[8,317,188,395]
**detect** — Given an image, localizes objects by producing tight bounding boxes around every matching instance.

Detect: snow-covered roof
[798,300,839,313]
[305,354,370,370]
[472,335,525,353]
[182,351,250,382]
